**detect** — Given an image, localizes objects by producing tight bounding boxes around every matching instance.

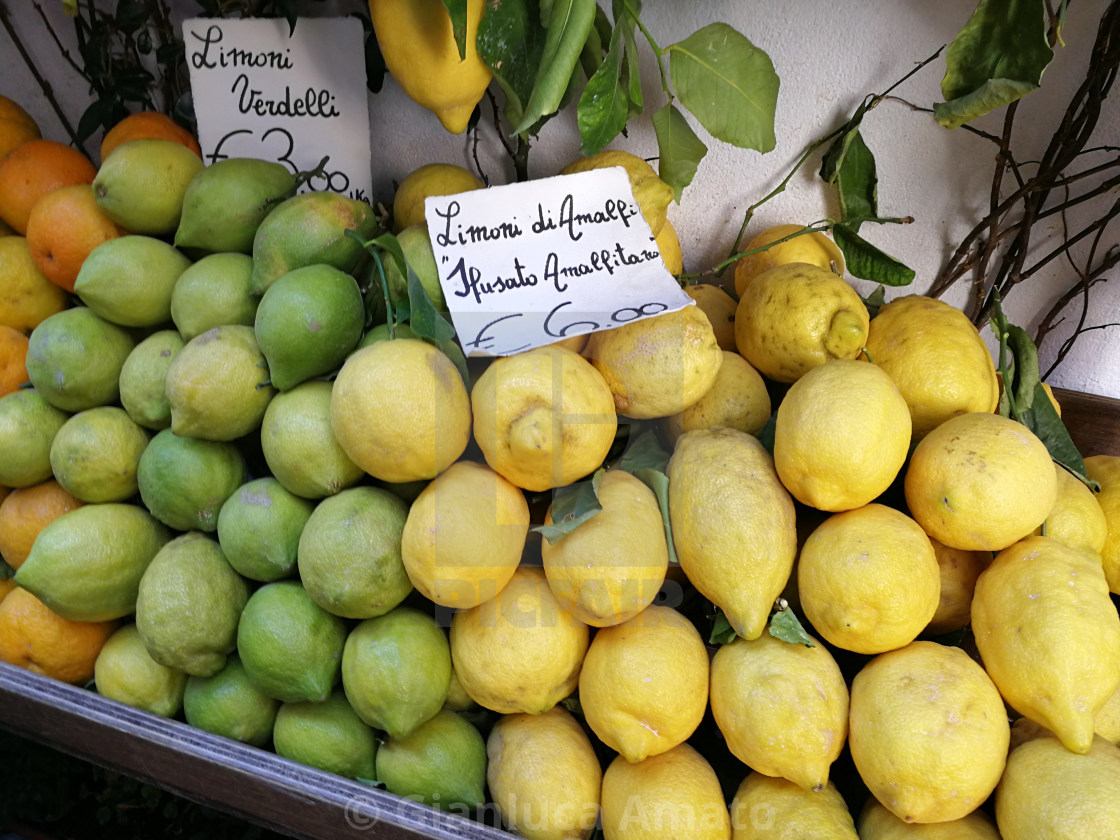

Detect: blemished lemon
[586,305,722,420]
[48,406,150,503]
[773,359,911,511]
[995,730,1120,839]
[118,330,184,431]
[330,338,471,484]
[217,477,314,582]
[798,504,940,654]
[905,412,1058,552]
[559,150,675,237]
[600,742,731,840]
[471,346,617,492]
[683,284,736,352]
[924,536,991,636]
[449,565,589,715]
[710,631,848,791]
[1036,463,1107,554]
[579,605,709,763]
[94,624,187,718]
[401,460,529,609]
[391,163,485,231]
[486,706,602,840]
[732,223,844,297]
[729,773,857,839]
[655,219,683,275]
[971,535,1120,754]
[863,295,1000,439]
[849,641,1010,824]
[26,306,134,413]
[370,0,492,135]
[858,797,1001,839]
[1085,454,1120,593]
[541,469,669,627]
[663,351,771,444]
[136,429,246,532]
[272,688,378,781]
[92,138,204,235]
[668,427,797,640]
[734,262,868,383]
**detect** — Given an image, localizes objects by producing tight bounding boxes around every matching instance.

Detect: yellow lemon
[684,284,737,351]
[330,338,471,484]
[971,535,1120,754]
[1086,454,1120,593]
[1097,685,1120,744]
[586,305,723,420]
[401,460,529,609]
[600,742,731,840]
[0,236,69,333]
[369,0,492,134]
[734,262,869,383]
[863,295,999,439]
[924,536,991,636]
[858,798,1001,839]
[486,706,602,840]
[541,469,668,627]
[391,162,485,232]
[94,624,187,718]
[663,351,771,444]
[849,641,1010,824]
[732,223,844,297]
[1036,463,1108,554]
[798,504,940,654]
[773,359,911,511]
[668,427,797,640]
[655,219,683,275]
[471,346,616,492]
[995,730,1120,839]
[559,150,674,237]
[710,631,848,791]
[905,412,1058,551]
[729,773,857,839]
[578,605,708,763]
[449,565,588,714]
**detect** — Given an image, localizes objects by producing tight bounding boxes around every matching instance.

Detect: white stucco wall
[3,0,1117,396]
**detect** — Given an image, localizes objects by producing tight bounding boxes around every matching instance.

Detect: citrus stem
[621,0,671,99]
[680,220,835,281]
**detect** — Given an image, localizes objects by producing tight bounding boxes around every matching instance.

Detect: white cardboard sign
[182,17,373,203]
[425,168,693,356]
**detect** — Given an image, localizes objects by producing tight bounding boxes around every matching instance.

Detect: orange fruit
[26,184,125,292]
[0,139,97,235]
[0,324,29,396]
[0,586,115,683]
[0,480,84,570]
[0,236,70,333]
[100,111,202,163]
[0,96,41,162]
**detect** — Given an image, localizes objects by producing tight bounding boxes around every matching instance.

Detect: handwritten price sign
[425,168,693,356]
[182,17,373,204]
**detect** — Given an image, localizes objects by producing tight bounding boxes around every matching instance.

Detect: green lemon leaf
[832,224,915,287]
[708,608,738,646]
[618,429,670,474]
[532,469,604,543]
[1006,324,1039,412]
[477,0,548,129]
[612,0,643,115]
[513,0,598,134]
[440,0,469,60]
[861,285,887,319]
[755,410,777,456]
[1019,382,1096,488]
[768,602,815,647]
[408,271,456,347]
[835,129,877,231]
[577,23,628,155]
[668,23,778,152]
[935,0,1053,129]
[629,466,678,566]
[652,103,708,204]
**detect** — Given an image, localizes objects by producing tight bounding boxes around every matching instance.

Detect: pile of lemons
[2,101,1120,840]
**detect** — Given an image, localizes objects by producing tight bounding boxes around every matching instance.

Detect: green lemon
[165,325,275,441]
[48,406,150,503]
[340,606,450,739]
[217,477,314,582]
[254,264,364,391]
[135,532,249,677]
[272,689,379,781]
[94,624,187,717]
[93,138,205,236]
[183,654,280,747]
[0,389,70,487]
[374,709,486,811]
[118,330,185,430]
[359,322,417,348]
[260,381,364,499]
[175,157,296,254]
[236,581,348,703]
[25,307,134,412]
[137,428,247,532]
[297,486,412,619]
[15,503,171,621]
[382,224,445,310]
[170,253,258,340]
[73,235,192,327]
